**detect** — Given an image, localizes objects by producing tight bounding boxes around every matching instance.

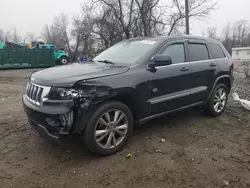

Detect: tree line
[204,20,250,54]
[3,0,249,59]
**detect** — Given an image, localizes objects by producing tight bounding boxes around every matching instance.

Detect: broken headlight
[49,87,79,100]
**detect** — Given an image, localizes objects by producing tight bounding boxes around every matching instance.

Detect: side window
[188,43,209,62]
[41,46,46,49]
[208,43,226,59]
[161,44,185,64]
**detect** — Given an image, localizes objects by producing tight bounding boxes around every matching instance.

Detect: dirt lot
[0,68,250,188]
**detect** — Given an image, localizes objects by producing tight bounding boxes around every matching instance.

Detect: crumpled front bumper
[28,118,59,140]
[22,95,74,144]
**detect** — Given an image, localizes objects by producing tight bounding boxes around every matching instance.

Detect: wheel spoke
[214,98,220,102]
[97,132,109,142]
[112,134,117,146]
[115,124,128,130]
[215,93,220,100]
[221,100,226,107]
[105,132,113,148]
[104,112,111,123]
[220,102,224,110]
[116,113,125,124]
[99,117,109,127]
[220,92,226,100]
[221,96,227,101]
[113,110,121,123]
[95,129,108,137]
[214,102,220,111]
[115,129,125,136]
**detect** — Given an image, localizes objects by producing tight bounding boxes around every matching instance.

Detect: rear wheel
[60,57,68,65]
[205,84,228,117]
[83,101,133,155]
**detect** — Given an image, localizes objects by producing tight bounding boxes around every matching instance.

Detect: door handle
[180,67,189,72]
[210,63,216,67]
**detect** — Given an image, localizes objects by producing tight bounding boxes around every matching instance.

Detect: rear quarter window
[188,43,209,62]
[208,43,226,59]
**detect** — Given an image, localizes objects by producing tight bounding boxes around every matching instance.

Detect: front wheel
[204,84,228,117]
[60,57,68,65]
[83,101,133,156]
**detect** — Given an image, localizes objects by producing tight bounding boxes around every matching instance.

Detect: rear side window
[208,43,225,59]
[188,43,209,62]
[161,44,185,64]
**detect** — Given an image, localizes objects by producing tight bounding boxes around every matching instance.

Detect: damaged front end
[71,80,115,133]
[23,80,115,140]
[45,110,74,135]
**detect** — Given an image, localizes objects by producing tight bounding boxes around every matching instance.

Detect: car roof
[128,35,220,44]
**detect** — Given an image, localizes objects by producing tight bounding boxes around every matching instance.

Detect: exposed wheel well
[217,77,231,93]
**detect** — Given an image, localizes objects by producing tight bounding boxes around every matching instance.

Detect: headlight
[49,87,79,100]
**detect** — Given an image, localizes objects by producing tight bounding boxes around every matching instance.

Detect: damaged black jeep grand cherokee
[23,36,233,155]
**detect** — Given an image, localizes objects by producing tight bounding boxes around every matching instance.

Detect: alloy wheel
[95,109,128,149]
[213,88,227,113]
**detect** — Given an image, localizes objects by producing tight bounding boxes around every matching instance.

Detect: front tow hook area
[28,119,71,148]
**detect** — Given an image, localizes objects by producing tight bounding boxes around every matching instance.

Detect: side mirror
[148,54,172,69]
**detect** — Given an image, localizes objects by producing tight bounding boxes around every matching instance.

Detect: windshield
[93,39,159,65]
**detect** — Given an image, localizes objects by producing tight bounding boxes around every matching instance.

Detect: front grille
[26,82,51,106]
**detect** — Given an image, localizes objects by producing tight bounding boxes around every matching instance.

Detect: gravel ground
[0,67,250,188]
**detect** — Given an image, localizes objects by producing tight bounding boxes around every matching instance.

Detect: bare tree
[41,24,65,47]
[166,0,217,35]
[0,29,5,41]
[221,23,232,54]
[235,20,249,47]
[54,13,72,57]
[4,31,12,42]
[26,32,36,43]
[38,0,217,58]
[71,3,96,59]
[206,27,217,39]
[11,28,22,43]
[93,0,137,39]
[0,29,16,42]
[221,20,250,55]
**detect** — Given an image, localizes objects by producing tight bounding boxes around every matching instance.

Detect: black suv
[23,36,233,155]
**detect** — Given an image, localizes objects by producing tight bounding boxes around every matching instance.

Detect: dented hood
[31,62,130,87]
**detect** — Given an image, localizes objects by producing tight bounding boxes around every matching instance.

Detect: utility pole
[185,0,190,35]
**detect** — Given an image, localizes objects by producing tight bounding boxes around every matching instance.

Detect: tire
[83,101,133,156]
[204,84,228,117]
[60,57,68,65]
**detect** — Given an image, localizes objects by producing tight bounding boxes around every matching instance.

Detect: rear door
[187,40,220,104]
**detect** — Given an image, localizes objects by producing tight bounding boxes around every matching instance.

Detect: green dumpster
[0,48,55,69]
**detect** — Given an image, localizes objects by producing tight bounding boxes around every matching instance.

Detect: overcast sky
[0,0,250,37]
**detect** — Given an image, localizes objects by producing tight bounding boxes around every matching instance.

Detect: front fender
[71,80,137,133]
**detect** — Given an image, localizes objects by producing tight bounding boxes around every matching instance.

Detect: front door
[148,40,193,115]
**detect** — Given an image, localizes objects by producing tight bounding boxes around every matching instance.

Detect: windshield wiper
[97,60,115,65]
